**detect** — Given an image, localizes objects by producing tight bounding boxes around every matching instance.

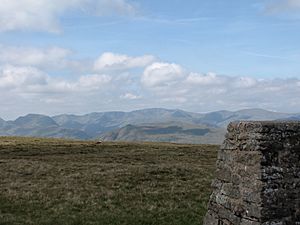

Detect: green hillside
[100,122,226,144]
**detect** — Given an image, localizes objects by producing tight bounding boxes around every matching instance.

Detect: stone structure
[203,121,300,225]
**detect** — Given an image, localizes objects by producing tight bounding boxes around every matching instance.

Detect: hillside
[100,122,225,144]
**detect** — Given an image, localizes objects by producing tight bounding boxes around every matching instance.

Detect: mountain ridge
[0,108,298,144]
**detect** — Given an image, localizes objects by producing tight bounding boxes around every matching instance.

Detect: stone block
[203,121,300,225]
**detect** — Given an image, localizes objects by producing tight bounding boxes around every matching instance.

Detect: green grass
[0,137,218,225]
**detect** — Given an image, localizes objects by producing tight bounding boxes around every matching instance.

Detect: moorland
[0,137,218,225]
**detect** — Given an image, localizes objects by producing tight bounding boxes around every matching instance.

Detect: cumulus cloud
[76,74,112,90]
[0,52,300,118]
[0,45,96,73]
[141,62,186,88]
[94,52,155,71]
[138,60,300,113]
[186,72,257,89]
[0,65,111,94]
[0,46,72,69]
[0,65,48,90]
[0,0,137,32]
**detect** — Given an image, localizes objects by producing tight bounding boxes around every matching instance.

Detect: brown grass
[0,137,218,225]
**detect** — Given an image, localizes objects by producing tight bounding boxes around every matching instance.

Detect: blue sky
[0,0,300,119]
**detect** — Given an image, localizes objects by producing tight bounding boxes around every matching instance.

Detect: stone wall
[203,121,300,225]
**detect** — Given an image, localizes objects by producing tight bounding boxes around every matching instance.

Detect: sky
[0,0,300,119]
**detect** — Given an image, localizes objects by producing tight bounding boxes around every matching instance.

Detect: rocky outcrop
[203,121,300,225]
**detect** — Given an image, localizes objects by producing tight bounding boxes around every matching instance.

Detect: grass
[0,137,218,225]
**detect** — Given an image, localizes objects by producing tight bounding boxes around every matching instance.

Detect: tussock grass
[0,137,218,225]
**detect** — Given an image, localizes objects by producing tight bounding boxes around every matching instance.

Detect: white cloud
[0,0,137,32]
[45,74,112,93]
[0,46,72,69]
[160,97,187,103]
[77,74,112,90]
[120,93,141,100]
[94,52,155,71]
[141,62,186,88]
[0,65,48,90]
[1,53,300,119]
[186,72,257,88]
[0,45,95,73]
[233,77,257,88]
[138,61,300,113]
[186,72,223,85]
[0,65,111,94]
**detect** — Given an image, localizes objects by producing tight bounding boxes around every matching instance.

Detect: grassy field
[0,137,218,225]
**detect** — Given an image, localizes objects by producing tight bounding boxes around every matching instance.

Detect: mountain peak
[14,114,58,127]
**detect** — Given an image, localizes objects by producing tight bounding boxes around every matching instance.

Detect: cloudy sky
[0,0,300,119]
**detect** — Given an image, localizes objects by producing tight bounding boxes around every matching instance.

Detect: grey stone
[240,219,260,225]
[203,121,300,225]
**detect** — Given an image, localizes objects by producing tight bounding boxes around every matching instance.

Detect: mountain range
[0,108,299,144]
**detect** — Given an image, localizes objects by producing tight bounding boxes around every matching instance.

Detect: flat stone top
[228,121,300,133]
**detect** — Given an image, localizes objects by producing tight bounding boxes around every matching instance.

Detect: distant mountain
[0,108,298,144]
[14,114,58,128]
[0,118,6,135]
[53,111,127,137]
[0,117,5,126]
[202,108,291,127]
[0,114,90,139]
[100,122,226,144]
[52,108,203,136]
[279,114,300,121]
